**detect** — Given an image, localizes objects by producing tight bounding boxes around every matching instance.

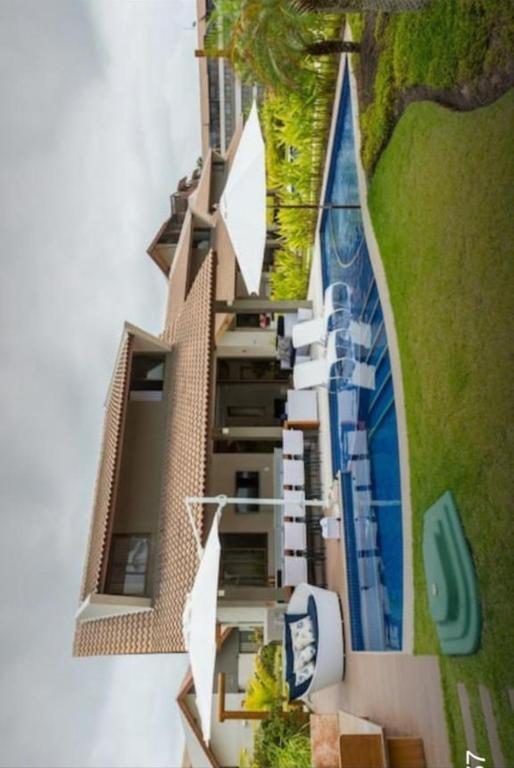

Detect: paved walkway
[479,685,505,768]
[457,682,477,754]
[313,538,451,768]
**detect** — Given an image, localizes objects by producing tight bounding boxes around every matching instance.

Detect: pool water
[320,68,403,651]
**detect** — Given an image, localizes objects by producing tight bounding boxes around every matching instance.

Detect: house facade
[73,126,310,656]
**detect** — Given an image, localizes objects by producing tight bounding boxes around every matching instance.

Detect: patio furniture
[283,555,308,586]
[339,735,386,768]
[293,313,372,351]
[353,488,372,512]
[282,428,304,458]
[387,738,426,768]
[345,429,368,458]
[283,489,306,517]
[284,583,344,700]
[350,459,372,489]
[354,518,377,551]
[292,281,371,351]
[283,459,305,487]
[293,355,375,391]
[340,389,359,425]
[286,389,319,428]
[422,490,481,655]
[310,712,426,768]
[284,521,307,551]
[320,517,341,540]
[325,281,352,317]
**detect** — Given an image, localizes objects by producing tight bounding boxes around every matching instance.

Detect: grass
[352,0,514,171]
[368,88,514,764]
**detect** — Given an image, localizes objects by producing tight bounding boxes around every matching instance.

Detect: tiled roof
[163,211,193,333]
[74,252,215,655]
[191,151,213,217]
[79,334,132,600]
[213,216,237,339]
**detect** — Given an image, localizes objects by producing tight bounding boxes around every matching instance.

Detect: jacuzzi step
[422,490,481,655]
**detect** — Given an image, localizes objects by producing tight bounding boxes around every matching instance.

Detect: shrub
[243,643,283,712]
[270,249,310,300]
[252,706,310,768]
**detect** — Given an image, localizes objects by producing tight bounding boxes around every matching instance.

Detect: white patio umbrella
[181,493,326,742]
[182,508,222,744]
[219,101,266,295]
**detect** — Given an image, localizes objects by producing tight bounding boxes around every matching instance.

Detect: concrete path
[479,685,505,768]
[457,682,477,754]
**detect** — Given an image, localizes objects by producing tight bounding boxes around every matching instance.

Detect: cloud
[0,2,200,766]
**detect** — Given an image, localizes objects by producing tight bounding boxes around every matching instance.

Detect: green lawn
[368,90,514,764]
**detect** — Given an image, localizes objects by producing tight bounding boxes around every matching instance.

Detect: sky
[0,2,201,766]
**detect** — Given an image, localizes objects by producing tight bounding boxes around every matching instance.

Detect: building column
[215,299,313,314]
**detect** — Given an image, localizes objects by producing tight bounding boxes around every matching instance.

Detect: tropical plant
[197,0,359,90]
[252,705,311,768]
[243,644,283,712]
[260,57,338,298]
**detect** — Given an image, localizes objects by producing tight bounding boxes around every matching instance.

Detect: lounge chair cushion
[289,616,316,651]
[293,642,316,672]
[284,596,319,699]
[295,660,315,686]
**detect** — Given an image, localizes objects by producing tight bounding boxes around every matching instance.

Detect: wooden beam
[215,299,312,314]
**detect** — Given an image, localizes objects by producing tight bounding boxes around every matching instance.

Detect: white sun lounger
[293,356,375,391]
[357,554,381,588]
[283,521,307,551]
[339,389,359,425]
[292,282,353,346]
[292,314,371,350]
[354,518,378,551]
[282,429,304,458]
[283,489,306,518]
[353,488,372,515]
[283,459,305,487]
[283,555,308,586]
[325,281,352,317]
[350,459,371,489]
[345,429,368,458]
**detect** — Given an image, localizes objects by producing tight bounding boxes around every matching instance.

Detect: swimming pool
[320,67,403,651]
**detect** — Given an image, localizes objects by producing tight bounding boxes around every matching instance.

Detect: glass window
[239,628,261,654]
[130,354,165,397]
[235,471,259,513]
[106,535,150,596]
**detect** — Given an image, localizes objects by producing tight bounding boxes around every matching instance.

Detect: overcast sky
[0,2,201,766]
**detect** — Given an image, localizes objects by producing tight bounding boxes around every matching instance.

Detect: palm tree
[195,0,360,90]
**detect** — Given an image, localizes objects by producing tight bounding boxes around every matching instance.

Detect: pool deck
[309,54,452,767]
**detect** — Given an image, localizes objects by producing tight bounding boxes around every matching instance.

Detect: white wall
[237,654,256,691]
[186,694,255,768]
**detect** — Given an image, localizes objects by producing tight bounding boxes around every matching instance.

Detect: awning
[182,512,222,743]
[219,101,266,296]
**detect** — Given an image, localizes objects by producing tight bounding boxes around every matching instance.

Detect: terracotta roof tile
[79,334,132,600]
[74,252,215,656]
